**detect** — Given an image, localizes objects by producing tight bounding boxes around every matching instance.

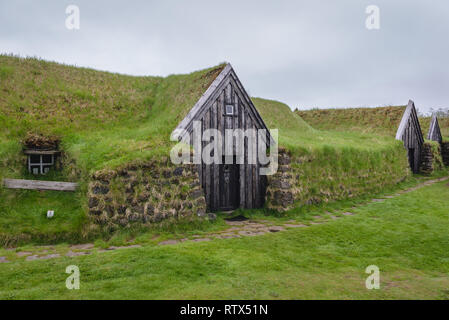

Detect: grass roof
[296,106,407,136]
[0,55,402,179]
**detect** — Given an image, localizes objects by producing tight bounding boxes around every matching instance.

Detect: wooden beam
[23,150,61,155]
[3,179,78,192]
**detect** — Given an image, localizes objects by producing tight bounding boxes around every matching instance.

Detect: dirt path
[1,176,448,264]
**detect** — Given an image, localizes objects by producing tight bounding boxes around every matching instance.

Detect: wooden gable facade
[395,100,424,173]
[427,114,443,144]
[174,64,273,212]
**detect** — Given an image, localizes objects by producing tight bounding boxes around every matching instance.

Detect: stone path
[1,176,448,263]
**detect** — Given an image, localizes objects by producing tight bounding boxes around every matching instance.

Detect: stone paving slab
[70,243,94,250]
[244,223,267,228]
[158,240,180,246]
[17,251,32,257]
[191,238,211,242]
[26,254,60,261]
[66,251,91,257]
[268,226,285,232]
[0,257,9,263]
[108,245,141,250]
[238,230,261,236]
[213,233,239,239]
[284,224,307,228]
[225,221,247,226]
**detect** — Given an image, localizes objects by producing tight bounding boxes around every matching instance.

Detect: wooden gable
[173,63,273,146]
[427,114,443,143]
[396,100,424,148]
[172,63,272,212]
[396,100,424,173]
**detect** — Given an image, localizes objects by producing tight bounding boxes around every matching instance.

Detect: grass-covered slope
[0,55,412,244]
[296,106,406,136]
[297,106,449,140]
[0,55,225,178]
[0,55,225,243]
[254,99,401,154]
[253,99,410,210]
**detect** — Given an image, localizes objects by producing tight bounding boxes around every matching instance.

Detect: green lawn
[1,179,448,299]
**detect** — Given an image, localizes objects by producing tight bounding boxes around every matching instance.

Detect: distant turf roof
[296,105,406,136]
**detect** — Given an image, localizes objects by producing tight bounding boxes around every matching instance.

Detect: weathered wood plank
[254,125,260,208]
[240,105,246,208]
[211,101,219,210]
[204,109,211,210]
[228,74,273,146]
[23,150,61,155]
[3,179,78,192]
[219,89,226,156]
[246,112,253,209]
[201,117,206,191]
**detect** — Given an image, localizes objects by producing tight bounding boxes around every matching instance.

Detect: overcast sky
[1,0,448,112]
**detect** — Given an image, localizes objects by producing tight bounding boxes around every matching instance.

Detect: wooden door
[408,148,416,173]
[219,157,240,211]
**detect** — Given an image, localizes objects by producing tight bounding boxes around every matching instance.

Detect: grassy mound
[0,54,225,178]
[297,106,449,140]
[255,99,400,154]
[296,106,406,136]
[0,55,414,245]
[0,55,225,244]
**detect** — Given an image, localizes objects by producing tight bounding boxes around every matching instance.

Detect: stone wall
[88,145,413,221]
[266,148,296,211]
[419,143,434,174]
[88,158,206,229]
[420,142,445,174]
[442,142,449,167]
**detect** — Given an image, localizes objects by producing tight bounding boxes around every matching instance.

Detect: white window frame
[28,154,54,175]
[225,104,234,115]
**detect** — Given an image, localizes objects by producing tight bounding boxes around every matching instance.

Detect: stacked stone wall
[88,158,206,229]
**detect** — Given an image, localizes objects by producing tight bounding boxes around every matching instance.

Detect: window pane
[42,155,52,163]
[30,155,40,163]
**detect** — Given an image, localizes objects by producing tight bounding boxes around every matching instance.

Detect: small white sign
[47,210,55,218]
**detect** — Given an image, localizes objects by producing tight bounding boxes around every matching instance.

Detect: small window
[25,150,59,175]
[225,104,234,115]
